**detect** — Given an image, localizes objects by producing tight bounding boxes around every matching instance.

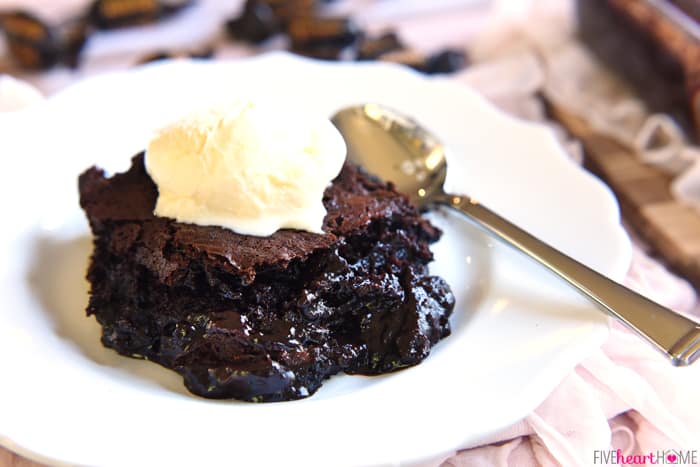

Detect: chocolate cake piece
[578,0,700,140]
[79,154,454,402]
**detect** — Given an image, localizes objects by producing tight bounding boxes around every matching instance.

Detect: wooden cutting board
[547,100,700,291]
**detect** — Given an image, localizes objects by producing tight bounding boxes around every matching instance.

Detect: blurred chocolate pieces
[136,46,214,64]
[265,0,317,24]
[378,48,469,74]
[287,17,360,48]
[291,42,354,61]
[225,0,280,44]
[357,32,403,60]
[1,0,468,75]
[0,11,90,70]
[226,0,323,34]
[225,0,359,46]
[0,11,59,70]
[425,48,468,74]
[1,0,196,70]
[223,2,467,74]
[88,0,194,30]
[292,35,468,73]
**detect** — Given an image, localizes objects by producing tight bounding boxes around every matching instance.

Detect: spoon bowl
[332,104,447,207]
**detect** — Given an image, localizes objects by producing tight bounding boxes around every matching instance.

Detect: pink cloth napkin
[439,245,700,467]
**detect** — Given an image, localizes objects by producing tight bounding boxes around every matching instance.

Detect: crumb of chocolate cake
[79,153,455,402]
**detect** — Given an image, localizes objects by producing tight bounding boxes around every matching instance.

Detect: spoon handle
[439,193,700,366]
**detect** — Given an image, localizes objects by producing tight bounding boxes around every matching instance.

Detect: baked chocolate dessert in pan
[578,0,700,140]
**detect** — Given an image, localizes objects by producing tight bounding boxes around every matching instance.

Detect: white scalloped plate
[0,53,631,467]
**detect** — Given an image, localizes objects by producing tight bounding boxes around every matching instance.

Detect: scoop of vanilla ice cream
[145,100,346,236]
